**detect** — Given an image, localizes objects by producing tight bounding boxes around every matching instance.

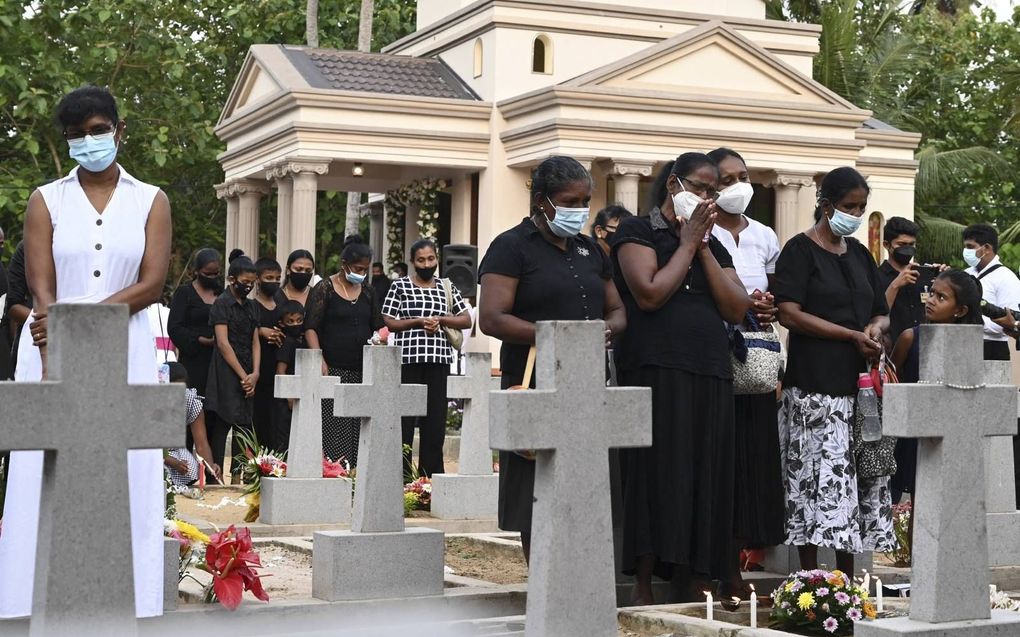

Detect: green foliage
[915,211,965,267]
[0,0,416,286]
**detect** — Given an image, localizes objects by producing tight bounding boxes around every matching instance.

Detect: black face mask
[196,274,222,292]
[260,281,281,297]
[415,266,437,281]
[891,245,915,266]
[282,324,303,338]
[289,271,313,290]
[233,281,253,297]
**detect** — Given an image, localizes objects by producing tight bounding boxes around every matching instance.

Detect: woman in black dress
[168,248,224,462]
[613,152,752,604]
[383,238,472,478]
[478,155,626,561]
[773,167,891,573]
[252,257,286,451]
[304,236,385,466]
[281,249,315,308]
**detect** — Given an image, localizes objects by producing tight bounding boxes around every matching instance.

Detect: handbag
[729,312,782,395]
[512,346,537,461]
[853,352,898,479]
[440,278,464,350]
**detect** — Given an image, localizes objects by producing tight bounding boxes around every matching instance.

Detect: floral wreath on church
[385,178,449,266]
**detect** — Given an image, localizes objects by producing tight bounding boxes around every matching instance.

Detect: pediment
[219,47,290,125]
[564,21,859,111]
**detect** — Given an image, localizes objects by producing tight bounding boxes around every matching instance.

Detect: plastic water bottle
[158,363,171,384]
[858,373,882,442]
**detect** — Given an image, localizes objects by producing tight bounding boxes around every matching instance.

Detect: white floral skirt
[779,388,863,553]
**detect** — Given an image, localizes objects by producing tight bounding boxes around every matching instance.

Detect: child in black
[273,300,306,453]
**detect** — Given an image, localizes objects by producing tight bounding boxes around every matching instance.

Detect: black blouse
[304,277,384,370]
[772,233,888,397]
[478,217,611,383]
[255,291,286,381]
[168,283,215,393]
[208,290,260,369]
[611,208,735,379]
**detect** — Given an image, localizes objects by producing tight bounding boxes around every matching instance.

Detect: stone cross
[446,350,496,476]
[274,348,339,477]
[882,324,1017,623]
[0,304,182,637]
[333,345,426,533]
[489,321,652,637]
[983,360,1020,567]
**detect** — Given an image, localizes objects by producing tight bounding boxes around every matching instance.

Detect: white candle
[705,591,713,621]
[876,578,884,613]
[750,590,758,628]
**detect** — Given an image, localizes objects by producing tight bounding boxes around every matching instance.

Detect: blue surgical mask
[68,131,118,173]
[827,208,863,237]
[544,196,589,238]
[345,268,366,285]
[963,247,982,268]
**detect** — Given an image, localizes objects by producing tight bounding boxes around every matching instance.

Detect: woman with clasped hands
[771,166,889,576]
[612,152,751,605]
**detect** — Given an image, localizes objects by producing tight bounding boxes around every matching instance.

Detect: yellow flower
[797,592,816,610]
[174,520,210,544]
[827,570,845,588]
[863,601,877,619]
[785,581,797,592]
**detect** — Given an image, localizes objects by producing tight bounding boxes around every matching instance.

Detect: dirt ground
[173,485,251,528]
[444,537,528,585]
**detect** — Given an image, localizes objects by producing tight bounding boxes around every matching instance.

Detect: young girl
[890,269,984,497]
[273,300,306,453]
[164,362,223,487]
[204,256,261,481]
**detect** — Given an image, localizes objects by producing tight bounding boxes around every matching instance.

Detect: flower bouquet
[887,502,912,567]
[233,429,287,522]
[770,569,874,635]
[164,520,268,610]
[403,476,432,514]
[322,456,350,478]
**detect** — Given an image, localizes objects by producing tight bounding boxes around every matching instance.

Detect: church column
[266,164,295,262]
[611,162,654,215]
[770,172,816,247]
[234,180,270,259]
[286,160,330,261]
[215,182,240,258]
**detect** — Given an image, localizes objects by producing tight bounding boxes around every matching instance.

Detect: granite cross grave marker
[312,345,443,601]
[983,360,1020,568]
[261,348,352,524]
[857,324,1020,637]
[0,304,182,637]
[489,321,652,637]
[431,348,500,519]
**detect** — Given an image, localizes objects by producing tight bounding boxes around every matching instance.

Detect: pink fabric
[155,336,174,351]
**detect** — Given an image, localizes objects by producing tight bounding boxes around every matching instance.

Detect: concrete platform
[856,611,1020,637]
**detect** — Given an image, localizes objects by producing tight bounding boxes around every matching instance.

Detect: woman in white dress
[0,86,172,618]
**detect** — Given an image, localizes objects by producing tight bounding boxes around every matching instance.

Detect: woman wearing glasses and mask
[613,152,751,604]
[1,86,172,618]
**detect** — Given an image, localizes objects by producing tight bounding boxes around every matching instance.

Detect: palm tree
[306,0,318,48]
[344,0,375,239]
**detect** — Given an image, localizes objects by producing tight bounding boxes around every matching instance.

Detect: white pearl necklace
[916,380,987,391]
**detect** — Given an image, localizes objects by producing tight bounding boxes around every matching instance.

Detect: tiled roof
[861,117,904,133]
[283,47,478,100]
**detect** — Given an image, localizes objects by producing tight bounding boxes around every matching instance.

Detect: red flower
[202,525,269,610]
[323,457,350,478]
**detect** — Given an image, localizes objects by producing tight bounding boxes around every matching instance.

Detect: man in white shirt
[963,223,1020,361]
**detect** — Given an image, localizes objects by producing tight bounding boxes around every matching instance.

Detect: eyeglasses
[64,124,116,143]
[680,177,718,200]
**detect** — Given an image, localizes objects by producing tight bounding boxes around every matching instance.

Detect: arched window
[473,38,483,78]
[532,35,552,74]
[868,211,884,263]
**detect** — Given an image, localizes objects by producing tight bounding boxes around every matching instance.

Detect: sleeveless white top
[1,165,165,618]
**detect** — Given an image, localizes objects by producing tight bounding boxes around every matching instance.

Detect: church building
[214,0,919,275]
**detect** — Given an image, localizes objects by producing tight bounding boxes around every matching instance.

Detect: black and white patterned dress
[167,388,205,487]
[381,277,468,365]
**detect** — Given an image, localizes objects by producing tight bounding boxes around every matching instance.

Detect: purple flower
[817,587,830,596]
[852,595,861,605]
[823,617,840,633]
[782,601,790,609]
[846,608,863,621]
[834,591,851,604]
[790,580,804,592]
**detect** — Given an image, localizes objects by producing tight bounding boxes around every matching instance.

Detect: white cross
[883,324,1017,623]
[0,304,182,637]
[446,350,496,476]
[489,321,652,637]
[332,345,426,533]
[274,349,340,478]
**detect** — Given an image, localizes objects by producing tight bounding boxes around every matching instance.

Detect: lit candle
[705,591,713,622]
[862,569,871,593]
[750,585,758,628]
[876,578,884,613]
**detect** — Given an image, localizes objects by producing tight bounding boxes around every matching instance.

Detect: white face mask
[670,178,704,221]
[715,182,754,215]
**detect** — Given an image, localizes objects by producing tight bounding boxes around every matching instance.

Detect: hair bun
[228,248,246,263]
[343,235,366,246]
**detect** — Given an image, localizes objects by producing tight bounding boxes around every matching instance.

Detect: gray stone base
[855,611,1020,636]
[260,477,352,525]
[164,537,179,612]
[987,512,1020,567]
[430,473,499,520]
[764,544,873,577]
[312,527,445,601]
